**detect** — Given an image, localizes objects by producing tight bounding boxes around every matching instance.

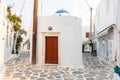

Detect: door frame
[42,32,61,65]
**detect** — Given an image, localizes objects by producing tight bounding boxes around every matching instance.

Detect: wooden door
[45,36,58,64]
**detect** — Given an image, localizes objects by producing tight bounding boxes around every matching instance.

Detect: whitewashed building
[0,0,7,70]
[93,0,120,66]
[0,0,14,71]
[34,9,83,68]
[82,26,90,42]
[82,26,91,52]
[21,28,30,51]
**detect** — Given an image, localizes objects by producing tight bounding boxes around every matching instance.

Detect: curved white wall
[36,16,83,68]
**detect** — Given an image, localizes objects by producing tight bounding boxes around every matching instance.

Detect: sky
[6,0,100,28]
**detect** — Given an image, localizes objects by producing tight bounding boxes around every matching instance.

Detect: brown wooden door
[45,36,58,64]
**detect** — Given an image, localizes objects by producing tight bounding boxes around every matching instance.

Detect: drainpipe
[118,31,120,66]
[116,0,120,67]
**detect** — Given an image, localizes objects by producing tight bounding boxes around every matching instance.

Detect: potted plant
[114,65,120,74]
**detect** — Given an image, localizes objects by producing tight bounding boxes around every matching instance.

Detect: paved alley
[1,52,114,80]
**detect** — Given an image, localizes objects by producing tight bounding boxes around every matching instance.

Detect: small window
[86,32,89,38]
[93,24,95,33]
[6,35,8,48]
[98,12,100,24]
[9,35,12,46]
[7,25,9,30]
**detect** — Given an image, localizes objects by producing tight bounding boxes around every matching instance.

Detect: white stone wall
[116,0,120,66]
[0,0,7,66]
[94,0,117,33]
[4,21,14,62]
[93,0,120,65]
[0,0,14,65]
[36,16,83,68]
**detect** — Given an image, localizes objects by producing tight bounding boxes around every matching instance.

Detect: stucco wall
[0,0,7,66]
[36,16,83,68]
[93,0,120,65]
[4,34,14,62]
[93,0,117,33]
[0,0,14,66]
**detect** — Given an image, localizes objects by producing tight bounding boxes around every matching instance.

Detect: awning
[82,41,88,44]
[97,24,116,37]
[82,39,91,44]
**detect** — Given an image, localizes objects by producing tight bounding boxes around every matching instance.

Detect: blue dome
[55,9,70,14]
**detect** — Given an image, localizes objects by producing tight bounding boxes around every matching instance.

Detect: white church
[32,9,83,68]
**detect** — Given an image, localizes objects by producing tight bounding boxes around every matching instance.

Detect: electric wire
[84,0,91,8]
[20,0,26,16]
[76,0,89,22]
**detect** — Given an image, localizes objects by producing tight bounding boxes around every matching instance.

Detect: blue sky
[6,0,100,27]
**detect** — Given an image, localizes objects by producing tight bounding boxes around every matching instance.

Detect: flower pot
[114,67,120,74]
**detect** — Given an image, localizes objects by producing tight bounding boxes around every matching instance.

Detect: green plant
[17,36,23,43]
[7,6,22,54]
[87,39,92,46]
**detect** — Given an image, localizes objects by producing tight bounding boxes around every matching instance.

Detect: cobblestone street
[1,52,114,80]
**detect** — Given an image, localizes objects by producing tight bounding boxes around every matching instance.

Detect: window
[98,12,100,24]
[93,24,96,35]
[106,0,110,14]
[6,35,8,48]
[9,28,13,47]
[9,35,12,46]
[86,32,89,38]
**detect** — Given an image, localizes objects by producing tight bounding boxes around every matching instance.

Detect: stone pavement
[1,52,114,80]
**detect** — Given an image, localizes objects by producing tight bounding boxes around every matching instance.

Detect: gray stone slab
[37,78,46,80]
[1,52,114,80]
[12,73,23,78]
[77,74,84,79]
[84,73,96,78]
[72,71,84,74]
[49,72,60,76]
[63,75,74,79]
[40,74,48,77]
[86,78,95,80]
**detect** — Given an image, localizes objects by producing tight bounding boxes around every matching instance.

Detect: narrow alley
[1,52,114,80]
